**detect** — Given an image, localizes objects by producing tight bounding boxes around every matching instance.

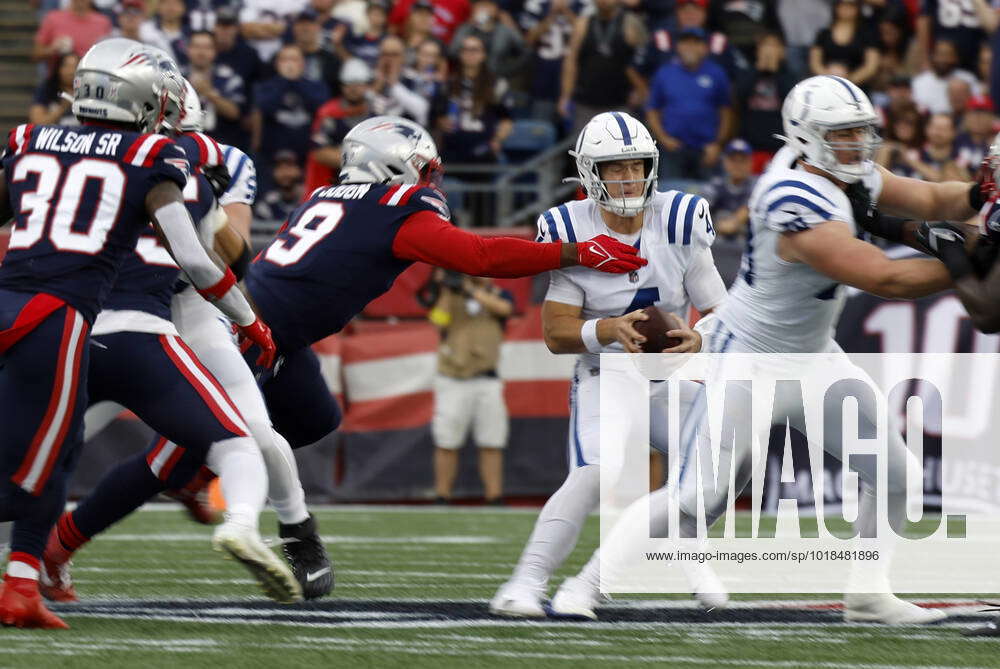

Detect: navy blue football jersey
[101,131,223,320]
[246,183,450,350]
[0,124,189,322]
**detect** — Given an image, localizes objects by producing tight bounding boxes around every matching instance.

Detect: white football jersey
[219,144,257,207]
[541,190,728,369]
[716,147,883,353]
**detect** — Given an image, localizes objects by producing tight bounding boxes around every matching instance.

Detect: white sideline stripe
[163,335,248,434]
[21,311,85,493]
[95,533,502,544]
[497,341,576,381]
[342,352,436,402]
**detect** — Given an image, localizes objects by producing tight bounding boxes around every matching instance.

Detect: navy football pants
[88,331,250,488]
[0,289,90,559]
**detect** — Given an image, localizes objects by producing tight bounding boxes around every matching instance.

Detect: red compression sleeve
[391,210,564,277]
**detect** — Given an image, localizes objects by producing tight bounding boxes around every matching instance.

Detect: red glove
[576,234,647,274]
[975,156,997,209]
[237,318,277,368]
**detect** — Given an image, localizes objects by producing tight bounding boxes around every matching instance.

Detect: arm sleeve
[544,269,585,306]
[683,246,727,312]
[392,210,564,277]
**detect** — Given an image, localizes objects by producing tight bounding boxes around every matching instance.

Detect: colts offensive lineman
[490,112,727,618]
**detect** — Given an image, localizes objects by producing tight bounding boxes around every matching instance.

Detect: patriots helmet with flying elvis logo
[568,111,659,217]
[779,75,880,184]
[72,38,171,132]
[339,115,443,189]
[141,45,188,135]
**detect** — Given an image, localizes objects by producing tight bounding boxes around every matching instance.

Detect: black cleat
[278,514,333,600]
[964,614,1000,637]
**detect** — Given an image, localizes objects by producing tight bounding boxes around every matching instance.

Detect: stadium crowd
[28,0,1000,232]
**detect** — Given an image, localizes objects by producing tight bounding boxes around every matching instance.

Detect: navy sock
[71,452,168,540]
[10,469,68,559]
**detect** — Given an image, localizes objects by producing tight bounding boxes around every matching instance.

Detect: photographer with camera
[420,269,514,505]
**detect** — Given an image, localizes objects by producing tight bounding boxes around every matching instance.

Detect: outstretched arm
[877,166,981,222]
[391,210,646,276]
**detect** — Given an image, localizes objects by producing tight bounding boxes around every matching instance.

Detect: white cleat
[212,522,303,604]
[683,560,729,611]
[549,576,602,620]
[844,593,947,624]
[489,582,545,618]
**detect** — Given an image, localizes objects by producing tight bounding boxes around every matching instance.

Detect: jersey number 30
[10,155,125,254]
[264,201,344,266]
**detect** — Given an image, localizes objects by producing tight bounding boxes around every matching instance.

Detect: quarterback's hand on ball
[237,318,277,368]
[610,310,649,353]
[575,235,647,274]
[663,317,702,353]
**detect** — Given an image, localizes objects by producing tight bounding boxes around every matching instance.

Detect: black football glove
[845,181,878,232]
[202,163,232,199]
[915,221,974,279]
[971,235,1000,278]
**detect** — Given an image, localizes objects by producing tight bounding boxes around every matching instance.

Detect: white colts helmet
[339,116,442,187]
[180,79,204,133]
[780,75,880,184]
[570,111,658,217]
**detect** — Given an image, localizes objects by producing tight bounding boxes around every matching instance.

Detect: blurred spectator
[309,0,348,32]
[874,3,912,82]
[450,0,528,79]
[403,0,441,60]
[252,44,330,170]
[978,42,993,99]
[975,0,1000,106]
[336,0,390,67]
[34,0,111,64]
[305,58,376,193]
[145,0,191,65]
[214,7,265,89]
[437,33,513,224]
[701,139,755,239]
[908,112,966,181]
[518,0,584,122]
[559,0,647,133]
[875,101,925,178]
[736,31,795,163]
[437,34,513,164]
[637,0,747,83]
[290,9,343,95]
[919,0,986,73]
[955,95,997,177]
[186,0,221,32]
[240,0,309,64]
[389,0,472,46]
[874,74,915,117]
[28,52,78,126]
[404,38,449,101]
[332,0,372,35]
[708,0,784,62]
[185,30,249,149]
[369,36,431,124]
[425,271,512,505]
[255,150,305,222]
[948,76,974,118]
[109,0,172,54]
[809,0,880,88]
[912,39,980,113]
[646,27,733,180]
[777,0,831,79]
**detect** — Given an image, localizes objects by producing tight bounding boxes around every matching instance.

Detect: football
[634,306,684,353]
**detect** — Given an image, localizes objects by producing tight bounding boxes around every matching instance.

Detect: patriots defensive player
[595,75,987,625]
[42,72,303,606]
[0,38,275,629]
[240,115,649,455]
[490,112,727,618]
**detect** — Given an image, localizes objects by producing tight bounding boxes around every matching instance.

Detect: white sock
[207,436,267,530]
[259,428,309,525]
[509,464,600,593]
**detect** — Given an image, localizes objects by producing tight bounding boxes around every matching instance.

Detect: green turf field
[2,506,997,669]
